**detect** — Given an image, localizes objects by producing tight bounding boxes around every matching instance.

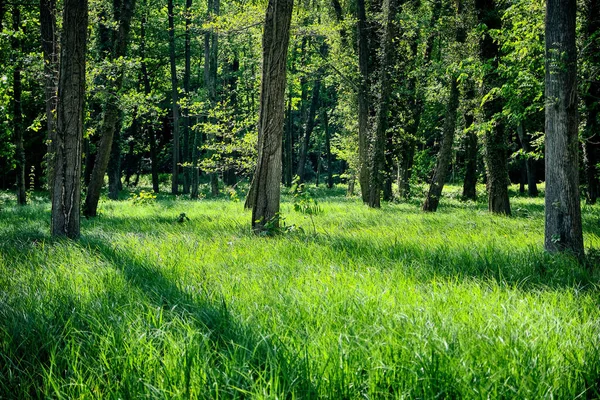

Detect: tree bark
[83,0,137,216]
[356,0,370,203]
[205,0,220,196]
[244,0,293,233]
[583,0,600,204]
[516,121,538,197]
[475,0,511,215]
[323,108,334,189]
[296,77,321,182]
[40,0,58,195]
[368,0,398,208]
[422,77,460,212]
[140,9,160,193]
[51,0,88,238]
[107,126,122,200]
[544,0,584,256]
[182,0,193,194]
[12,8,26,205]
[168,0,180,195]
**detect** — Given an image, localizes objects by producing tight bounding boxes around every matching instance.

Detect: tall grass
[0,185,599,398]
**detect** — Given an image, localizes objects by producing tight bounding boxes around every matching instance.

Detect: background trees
[0,0,597,254]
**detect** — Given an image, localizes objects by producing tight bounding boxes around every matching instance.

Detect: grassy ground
[1,183,599,399]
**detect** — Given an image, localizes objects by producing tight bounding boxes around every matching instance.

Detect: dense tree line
[0,0,596,255]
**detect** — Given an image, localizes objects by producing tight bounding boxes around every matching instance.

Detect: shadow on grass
[81,237,317,397]
[304,232,600,291]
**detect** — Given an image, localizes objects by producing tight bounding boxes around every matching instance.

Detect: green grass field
[1,184,599,398]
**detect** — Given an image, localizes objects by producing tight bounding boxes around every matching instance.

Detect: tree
[51,0,88,238]
[245,0,294,233]
[168,0,180,195]
[356,0,370,203]
[475,0,511,215]
[368,0,398,208]
[583,0,600,204]
[544,0,583,256]
[11,6,26,205]
[40,0,58,196]
[83,0,137,216]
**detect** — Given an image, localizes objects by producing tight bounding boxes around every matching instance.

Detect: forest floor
[1,183,600,398]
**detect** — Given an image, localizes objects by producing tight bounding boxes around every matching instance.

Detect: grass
[0,183,599,399]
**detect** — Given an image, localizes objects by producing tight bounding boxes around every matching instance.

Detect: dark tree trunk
[140,9,159,193]
[182,0,193,194]
[423,78,460,212]
[368,0,398,208]
[284,88,294,186]
[51,0,88,238]
[107,127,122,200]
[475,0,511,215]
[516,121,538,197]
[12,8,26,205]
[583,0,600,205]
[544,0,584,256]
[40,0,58,194]
[191,117,201,199]
[168,0,180,195]
[296,77,321,182]
[84,0,137,216]
[323,108,334,189]
[244,0,293,233]
[205,0,220,196]
[356,0,370,203]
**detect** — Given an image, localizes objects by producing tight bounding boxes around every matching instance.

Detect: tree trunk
[423,77,460,212]
[368,0,398,208]
[476,0,511,215]
[168,0,180,195]
[244,0,293,233]
[107,127,122,200]
[182,0,193,194]
[516,121,538,197]
[83,0,137,216]
[583,0,600,205]
[356,0,370,203]
[323,108,334,189]
[12,8,26,205]
[140,9,159,193]
[40,0,58,194]
[51,0,88,238]
[296,77,321,182]
[284,88,293,186]
[544,0,584,256]
[205,0,220,196]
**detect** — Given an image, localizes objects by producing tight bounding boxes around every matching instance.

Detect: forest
[1,0,600,397]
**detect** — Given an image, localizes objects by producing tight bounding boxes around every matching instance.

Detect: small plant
[226,187,240,202]
[290,176,322,234]
[130,190,157,205]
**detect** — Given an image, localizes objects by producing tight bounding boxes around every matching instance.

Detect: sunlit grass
[0,183,599,398]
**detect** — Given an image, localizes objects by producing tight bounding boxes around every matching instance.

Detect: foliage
[129,189,157,205]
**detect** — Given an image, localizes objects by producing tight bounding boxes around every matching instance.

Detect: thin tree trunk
[323,108,334,189]
[205,0,220,196]
[583,0,600,204]
[183,0,192,194]
[516,121,538,196]
[84,0,137,216]
[476,0,511,215]
[168,0,180,195]
[41,0,58,195]
[296,77,321,182]
[51,0,88,238]
[423,77,460,211]
[107,126,122,200]
[244,0,293,233]
[544,0,584,256]
[140,9,159,193]
[12,8,26,205]
[284,88,294,186]
[357,0,370,203]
